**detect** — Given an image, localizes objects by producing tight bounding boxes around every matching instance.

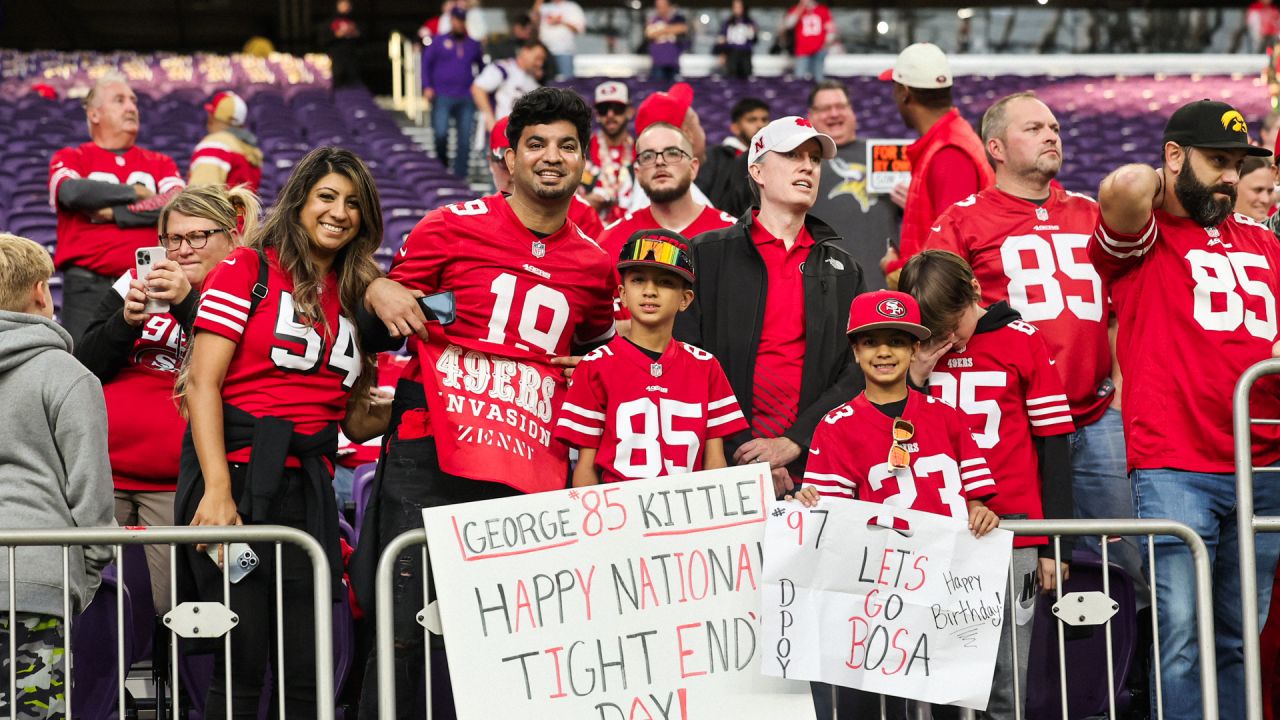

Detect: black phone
[417,291,457,326]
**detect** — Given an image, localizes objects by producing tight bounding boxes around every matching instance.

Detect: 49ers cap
[1163,99,1272,157]
[846,290,931,341]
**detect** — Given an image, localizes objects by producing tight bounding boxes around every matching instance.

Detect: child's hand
[1038,557,1070,594]
[967,500,999,538]
[785,486,820,507]
[909,337,953,387]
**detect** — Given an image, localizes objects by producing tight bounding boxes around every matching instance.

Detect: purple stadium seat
[71,565,137,720]
[351,463,378,543]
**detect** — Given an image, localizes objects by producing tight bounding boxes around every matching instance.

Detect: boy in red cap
[555,229,747,484]
[794,288,999,718]
[796,289,999,532]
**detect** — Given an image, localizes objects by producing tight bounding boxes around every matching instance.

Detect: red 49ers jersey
[102,270,187,490]
[390,193,616,382]
[49,142,185,276]
[804,391,995,520]
[553,338,747,483]
[195,246,361,460]
[1090,210,1280,472]
[569,193,604,241]
[926,187,1112,427]
[598,204,737,318]
[927,315,1074,544]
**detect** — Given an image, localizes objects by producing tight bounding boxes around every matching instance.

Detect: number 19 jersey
[389,193,617,382]
[926,187,1112,427]
[1090,210,1280,472]
[554,338,748,483]
[804,391,995,521]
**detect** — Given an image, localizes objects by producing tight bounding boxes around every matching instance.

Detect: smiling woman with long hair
[175,146,382,717]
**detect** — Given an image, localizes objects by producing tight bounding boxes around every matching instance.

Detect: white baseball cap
[594,81,629,106]
[879,42,953,89]
[747,116,837,165]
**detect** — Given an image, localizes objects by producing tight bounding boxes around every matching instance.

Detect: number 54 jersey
[1090,209,1280,472]
[803,391,996,521]
[553,338,748,483]
[195,246,361,462]
[926,187,1112,428]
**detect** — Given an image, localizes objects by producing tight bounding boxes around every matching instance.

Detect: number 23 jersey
[553,338,748,483]
[1090,210,1280,472]
[195,246,361,458]
[803,391,995,520]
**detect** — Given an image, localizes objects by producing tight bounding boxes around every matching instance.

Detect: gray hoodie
[0,311,114,616]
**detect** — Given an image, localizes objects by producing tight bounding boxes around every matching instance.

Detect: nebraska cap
[746,116,838,165]
[617,228,696,283]
[489,115,510,160]
[1163,99,1272,157]
[594,81,630,106]
[846,290,931,341]
[635,82,695,136]
[878,43,953,89]
[205,91,248,127]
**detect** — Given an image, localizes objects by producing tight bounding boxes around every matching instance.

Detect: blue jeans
[795,50,827,81]
[1071,408,1147,599]
[1133,463,1280,719]
[650,63,679,82]
[431,94,475,178]
[552,52,574,79]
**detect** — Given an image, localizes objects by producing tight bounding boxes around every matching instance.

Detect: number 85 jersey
[1090,209,1280,472]
[195,246,361,460]
[553,338,748,483]
[925,187,1112,427]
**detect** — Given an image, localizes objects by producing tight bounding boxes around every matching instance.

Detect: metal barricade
[1236,358,1280,720]
[374,518,1216,720]
[0,525,334,720]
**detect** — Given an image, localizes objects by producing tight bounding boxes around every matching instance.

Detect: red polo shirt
[749,212,812,438]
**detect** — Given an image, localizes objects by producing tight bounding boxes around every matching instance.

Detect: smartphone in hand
[134,246,170,315]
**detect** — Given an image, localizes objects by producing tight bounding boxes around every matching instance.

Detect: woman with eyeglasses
[75,183,260,615]
[176,146,382,717]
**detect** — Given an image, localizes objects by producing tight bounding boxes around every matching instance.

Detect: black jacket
[695,145,755,218]
[675,209,867,472]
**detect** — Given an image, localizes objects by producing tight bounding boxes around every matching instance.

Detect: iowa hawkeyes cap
[1163,99,1272,157]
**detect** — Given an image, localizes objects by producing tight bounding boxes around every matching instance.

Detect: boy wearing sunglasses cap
[555,229,747,484]
[898,250,1074,720]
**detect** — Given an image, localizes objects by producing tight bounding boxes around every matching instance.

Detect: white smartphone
[134,246,170,315]
[205,542,259,584]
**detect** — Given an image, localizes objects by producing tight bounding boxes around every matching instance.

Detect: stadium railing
[0,525,334,720]
[373,518,1216,720]
[1235,358,1280,720]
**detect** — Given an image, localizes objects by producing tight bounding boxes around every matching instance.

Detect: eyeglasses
[158,228,228,251]
[596,103,627,116]
[888,417,914,469]
[635,147,691,167]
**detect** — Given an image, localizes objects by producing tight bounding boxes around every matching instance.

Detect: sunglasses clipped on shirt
[888,417,914,470]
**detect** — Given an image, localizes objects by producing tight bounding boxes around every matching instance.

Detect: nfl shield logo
[1207,227,1220,238]
[532,241,546,258]
[1035,207,1049,221]
[650,363,663,378]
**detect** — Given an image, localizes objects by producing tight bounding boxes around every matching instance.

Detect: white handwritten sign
[761,499,1012,710]
[423,464,817,720]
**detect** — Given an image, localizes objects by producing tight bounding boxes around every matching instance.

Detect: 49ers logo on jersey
[877,298,908,318]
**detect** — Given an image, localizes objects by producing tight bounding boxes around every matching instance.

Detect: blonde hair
[160,183,261,242]
[0,235,54,312]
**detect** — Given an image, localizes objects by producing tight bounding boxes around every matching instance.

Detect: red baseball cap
[635,82,695,136]
[846,290,931,341]
[489,116,510,160]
